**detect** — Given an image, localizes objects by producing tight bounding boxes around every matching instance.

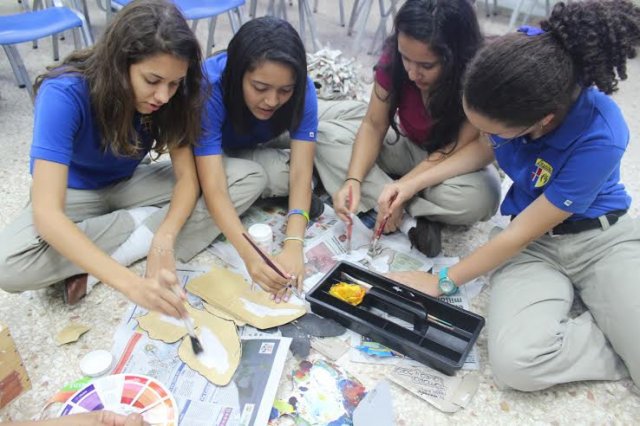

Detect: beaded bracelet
[283,236,305,245]
[287,209,310,223]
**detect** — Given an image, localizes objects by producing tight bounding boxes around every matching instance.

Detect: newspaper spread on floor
[207,204,482,370]
[111,266,291,426]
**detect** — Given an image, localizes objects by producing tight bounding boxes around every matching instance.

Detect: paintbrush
[346,185,353,254]
[339,271,455,330]
[242,233,303,298]
[171,286,203,355]
[367,194,398,256]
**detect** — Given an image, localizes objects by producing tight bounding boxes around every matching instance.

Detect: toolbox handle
[367,286,428,333]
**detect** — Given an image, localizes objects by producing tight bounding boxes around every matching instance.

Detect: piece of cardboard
[187,266,305,329]
[137,305,242,386]
[54,323,90,346]
[0,323,31,408]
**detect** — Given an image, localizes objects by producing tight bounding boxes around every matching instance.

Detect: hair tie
[517,25,546,36]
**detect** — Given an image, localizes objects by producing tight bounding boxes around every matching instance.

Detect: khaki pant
[0,158,266,292]
[314,100,501,225]
[488,215,640,390]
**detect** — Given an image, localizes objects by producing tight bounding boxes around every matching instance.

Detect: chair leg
[352,0,373,52]
[250,0,257,18]
[53,34,60,61]
[301,0,319,52]
[3,45,27,88]
[339,0,345,26]
[507,0,526,31]
[348,0,362,36]
[205,17,218,56]
[313,0,318,13]
[228,9,241,33]
[4,45,34,101]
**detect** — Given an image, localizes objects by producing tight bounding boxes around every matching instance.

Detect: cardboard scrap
[178,305,241,386]
[137,304,241,386]
[186,266,305,329]
[54,323,90,346]
[387,362,479,413]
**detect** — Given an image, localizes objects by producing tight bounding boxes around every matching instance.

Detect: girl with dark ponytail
[387,0,640,392]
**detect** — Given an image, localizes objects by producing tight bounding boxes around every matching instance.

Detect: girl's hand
[377,180,417,219]
[373,202,405,234]
[244,254,292,296]
[274,242,305,302]
[145,234,176,279]
[124,269,187,318]
[385,271,441,297]
[333,180,361,223]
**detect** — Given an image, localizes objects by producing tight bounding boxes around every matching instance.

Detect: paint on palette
[269,360,367,425]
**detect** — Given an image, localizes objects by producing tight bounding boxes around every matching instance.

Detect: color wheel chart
[58,374,177,425]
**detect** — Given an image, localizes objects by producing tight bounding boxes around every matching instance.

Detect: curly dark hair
[377,0,482,153]
[34,0,205,157]
[463,0,640,127]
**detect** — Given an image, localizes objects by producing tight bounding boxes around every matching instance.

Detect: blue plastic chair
[0,0,93,101]
[107,0,245,56]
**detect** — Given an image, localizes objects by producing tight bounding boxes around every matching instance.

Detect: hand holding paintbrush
[368,194,398,256]
[242,233,303,300]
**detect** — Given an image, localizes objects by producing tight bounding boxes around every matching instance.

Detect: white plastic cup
[248,223,273,254]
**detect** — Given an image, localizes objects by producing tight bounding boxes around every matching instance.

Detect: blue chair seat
[0,8,82,45]
[177,0,245,20]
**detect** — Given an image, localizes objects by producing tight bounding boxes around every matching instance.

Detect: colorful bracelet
[344,177,362,184]
[283,236,305,245]
[287,209,310,223]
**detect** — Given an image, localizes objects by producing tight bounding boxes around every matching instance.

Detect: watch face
[440,279,456,294]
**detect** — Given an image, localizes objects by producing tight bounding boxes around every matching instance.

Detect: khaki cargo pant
[488,215,640,390]
[0,158,266,292]
[314,100,501,225]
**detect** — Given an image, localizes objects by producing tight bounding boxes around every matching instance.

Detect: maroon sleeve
[374,47,393,91]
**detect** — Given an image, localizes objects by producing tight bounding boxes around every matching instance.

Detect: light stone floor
[1,1,639,424]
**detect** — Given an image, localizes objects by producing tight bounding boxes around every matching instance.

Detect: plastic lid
[248,223,273,240]
[79,350,114,377]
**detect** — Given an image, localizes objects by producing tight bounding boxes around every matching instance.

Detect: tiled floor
[1,0,639,424]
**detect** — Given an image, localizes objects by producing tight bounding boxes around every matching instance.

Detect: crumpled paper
[307,48,367,101]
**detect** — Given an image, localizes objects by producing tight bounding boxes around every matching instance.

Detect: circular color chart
[59,374,177,425]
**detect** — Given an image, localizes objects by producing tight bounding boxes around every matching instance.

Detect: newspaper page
[111,266,291,426]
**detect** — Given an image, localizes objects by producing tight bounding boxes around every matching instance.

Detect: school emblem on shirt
[531,158,553,188]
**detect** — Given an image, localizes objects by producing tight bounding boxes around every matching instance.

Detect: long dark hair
[222,16,307,136]
[377,0,482,153]
[34,0,204,156]
[463,0,640,127]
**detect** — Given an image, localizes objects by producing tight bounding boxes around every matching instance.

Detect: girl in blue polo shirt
[0,0,207,318]
[386,0,640,391]
[194,17,318,301]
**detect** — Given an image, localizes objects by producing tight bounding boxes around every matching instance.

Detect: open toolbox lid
[305,261,485,375]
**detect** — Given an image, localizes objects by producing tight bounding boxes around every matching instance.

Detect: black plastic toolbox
[305,261,485,375]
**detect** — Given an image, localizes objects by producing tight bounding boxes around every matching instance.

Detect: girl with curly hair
[315,0,502,257]
[388,0,640,391]
[0,0,207,318]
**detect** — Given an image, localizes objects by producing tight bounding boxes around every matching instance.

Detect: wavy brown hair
[463,0,640,127]
[34,0,205,156]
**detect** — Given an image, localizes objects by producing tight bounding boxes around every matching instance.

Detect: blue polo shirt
[194,53,318,156]
[492,87,631,220]
[30,75,153,189]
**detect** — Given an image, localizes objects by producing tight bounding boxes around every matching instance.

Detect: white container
[248,223,273,254]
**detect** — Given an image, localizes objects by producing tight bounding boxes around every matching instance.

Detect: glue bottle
[248,223,273,254]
